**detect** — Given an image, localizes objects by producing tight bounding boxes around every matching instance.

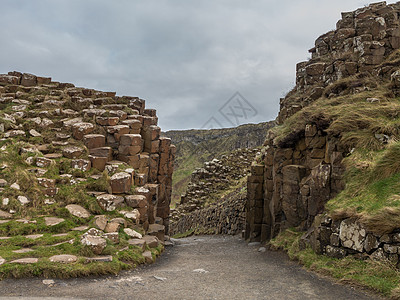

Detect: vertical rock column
[156,137,175,234]
[245,164,265,242]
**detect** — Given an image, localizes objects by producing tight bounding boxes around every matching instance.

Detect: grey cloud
[0,0,387,130]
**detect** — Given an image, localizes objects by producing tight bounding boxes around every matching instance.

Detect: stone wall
[0,71,175,235]
[245,127,346,242]
[279,1,400,123]
[301,215,400,267]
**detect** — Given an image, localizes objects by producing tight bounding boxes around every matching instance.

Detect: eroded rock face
[81,235,107,255]
[66,204,91,218]
[96,194,124,211]
[110,172,132,194]
[339,218,366,252]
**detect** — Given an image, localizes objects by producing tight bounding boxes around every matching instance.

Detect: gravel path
[0,235,380,300]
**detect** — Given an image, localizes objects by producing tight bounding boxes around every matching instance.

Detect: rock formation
[170,148,260,235]
[0,71,174,275]
[245,0,400,267]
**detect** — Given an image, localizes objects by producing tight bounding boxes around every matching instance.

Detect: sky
[0,0,392,131]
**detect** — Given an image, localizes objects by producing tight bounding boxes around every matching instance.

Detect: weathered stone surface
[71,159,91,171]
[66,204,91,218]
[142,251,153,263]
[142,235,159,248]
[96,194,124,211]
[81,235,107,255]
[148,224,165,241]
[11,258,38,264]
[85,255,113,263]
[21,73,37,87]
[12,248,34,254]
[105,222,120,233]
[0,179,8,187]
[110,172,132,194]
[128,239,147,251]
[62,146,84,159]
[49,254,78,264]
[339,218,366,252]
[326,245,347,259]
[0,209,12,219]
[89,147,113,159]
[36,157,52,168]
[123,209,141,224]
[89,155,108,171]
[94,215,107,231]
[364,234,379,253]
[103,232,119,244]
[124,228,143,239]
[125,195,147,208]
[84,134,106,149]
[72,122,95,140]
[45,217,65,226]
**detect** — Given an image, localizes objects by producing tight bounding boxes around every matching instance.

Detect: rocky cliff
[246,1,400,265]
[0,72,174,277]
[163,121,275,205]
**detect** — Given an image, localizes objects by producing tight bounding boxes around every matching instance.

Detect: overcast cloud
[0,0,392,130]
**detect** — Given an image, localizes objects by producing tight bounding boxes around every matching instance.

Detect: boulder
[96,194,124,211]
[124,228,142,239]
[125,195,147,208]
[84,134,106,149]
[49,254,78,264]
[94,215,107,231]
[142,235,159,248]
[148,224,165,242]
[36,157,52,168]
[62,146,84,159]
[10,258,38,264]
[18,196,30,205]
[103,232,119,244]
[110,172,132,194]
[45,217,64,226]
[21,73,37,86]
[339,218,366,252]
[71,159,91,171]
[81,235,107,255]
[142,251,153,264]
[104,222,120,233]
[89,155,108,171]
[128,239,147,251]
[72,122,95,140]
[66,204,91,218]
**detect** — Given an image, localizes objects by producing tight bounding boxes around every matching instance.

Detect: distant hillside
[162,121,276,205]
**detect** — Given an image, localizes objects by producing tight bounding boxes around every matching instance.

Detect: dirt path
[0,235,380,300]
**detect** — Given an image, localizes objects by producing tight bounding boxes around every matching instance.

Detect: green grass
[270,229,400,298]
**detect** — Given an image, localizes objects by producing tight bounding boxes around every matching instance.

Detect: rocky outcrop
[163,122,276,204]
[0,71,173,275]
[169,186,246,236]
[279,1,400,123]
[246,127,345,242]
[246,1,400,245]
[170,148,259,236]
[171,148,259,220]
